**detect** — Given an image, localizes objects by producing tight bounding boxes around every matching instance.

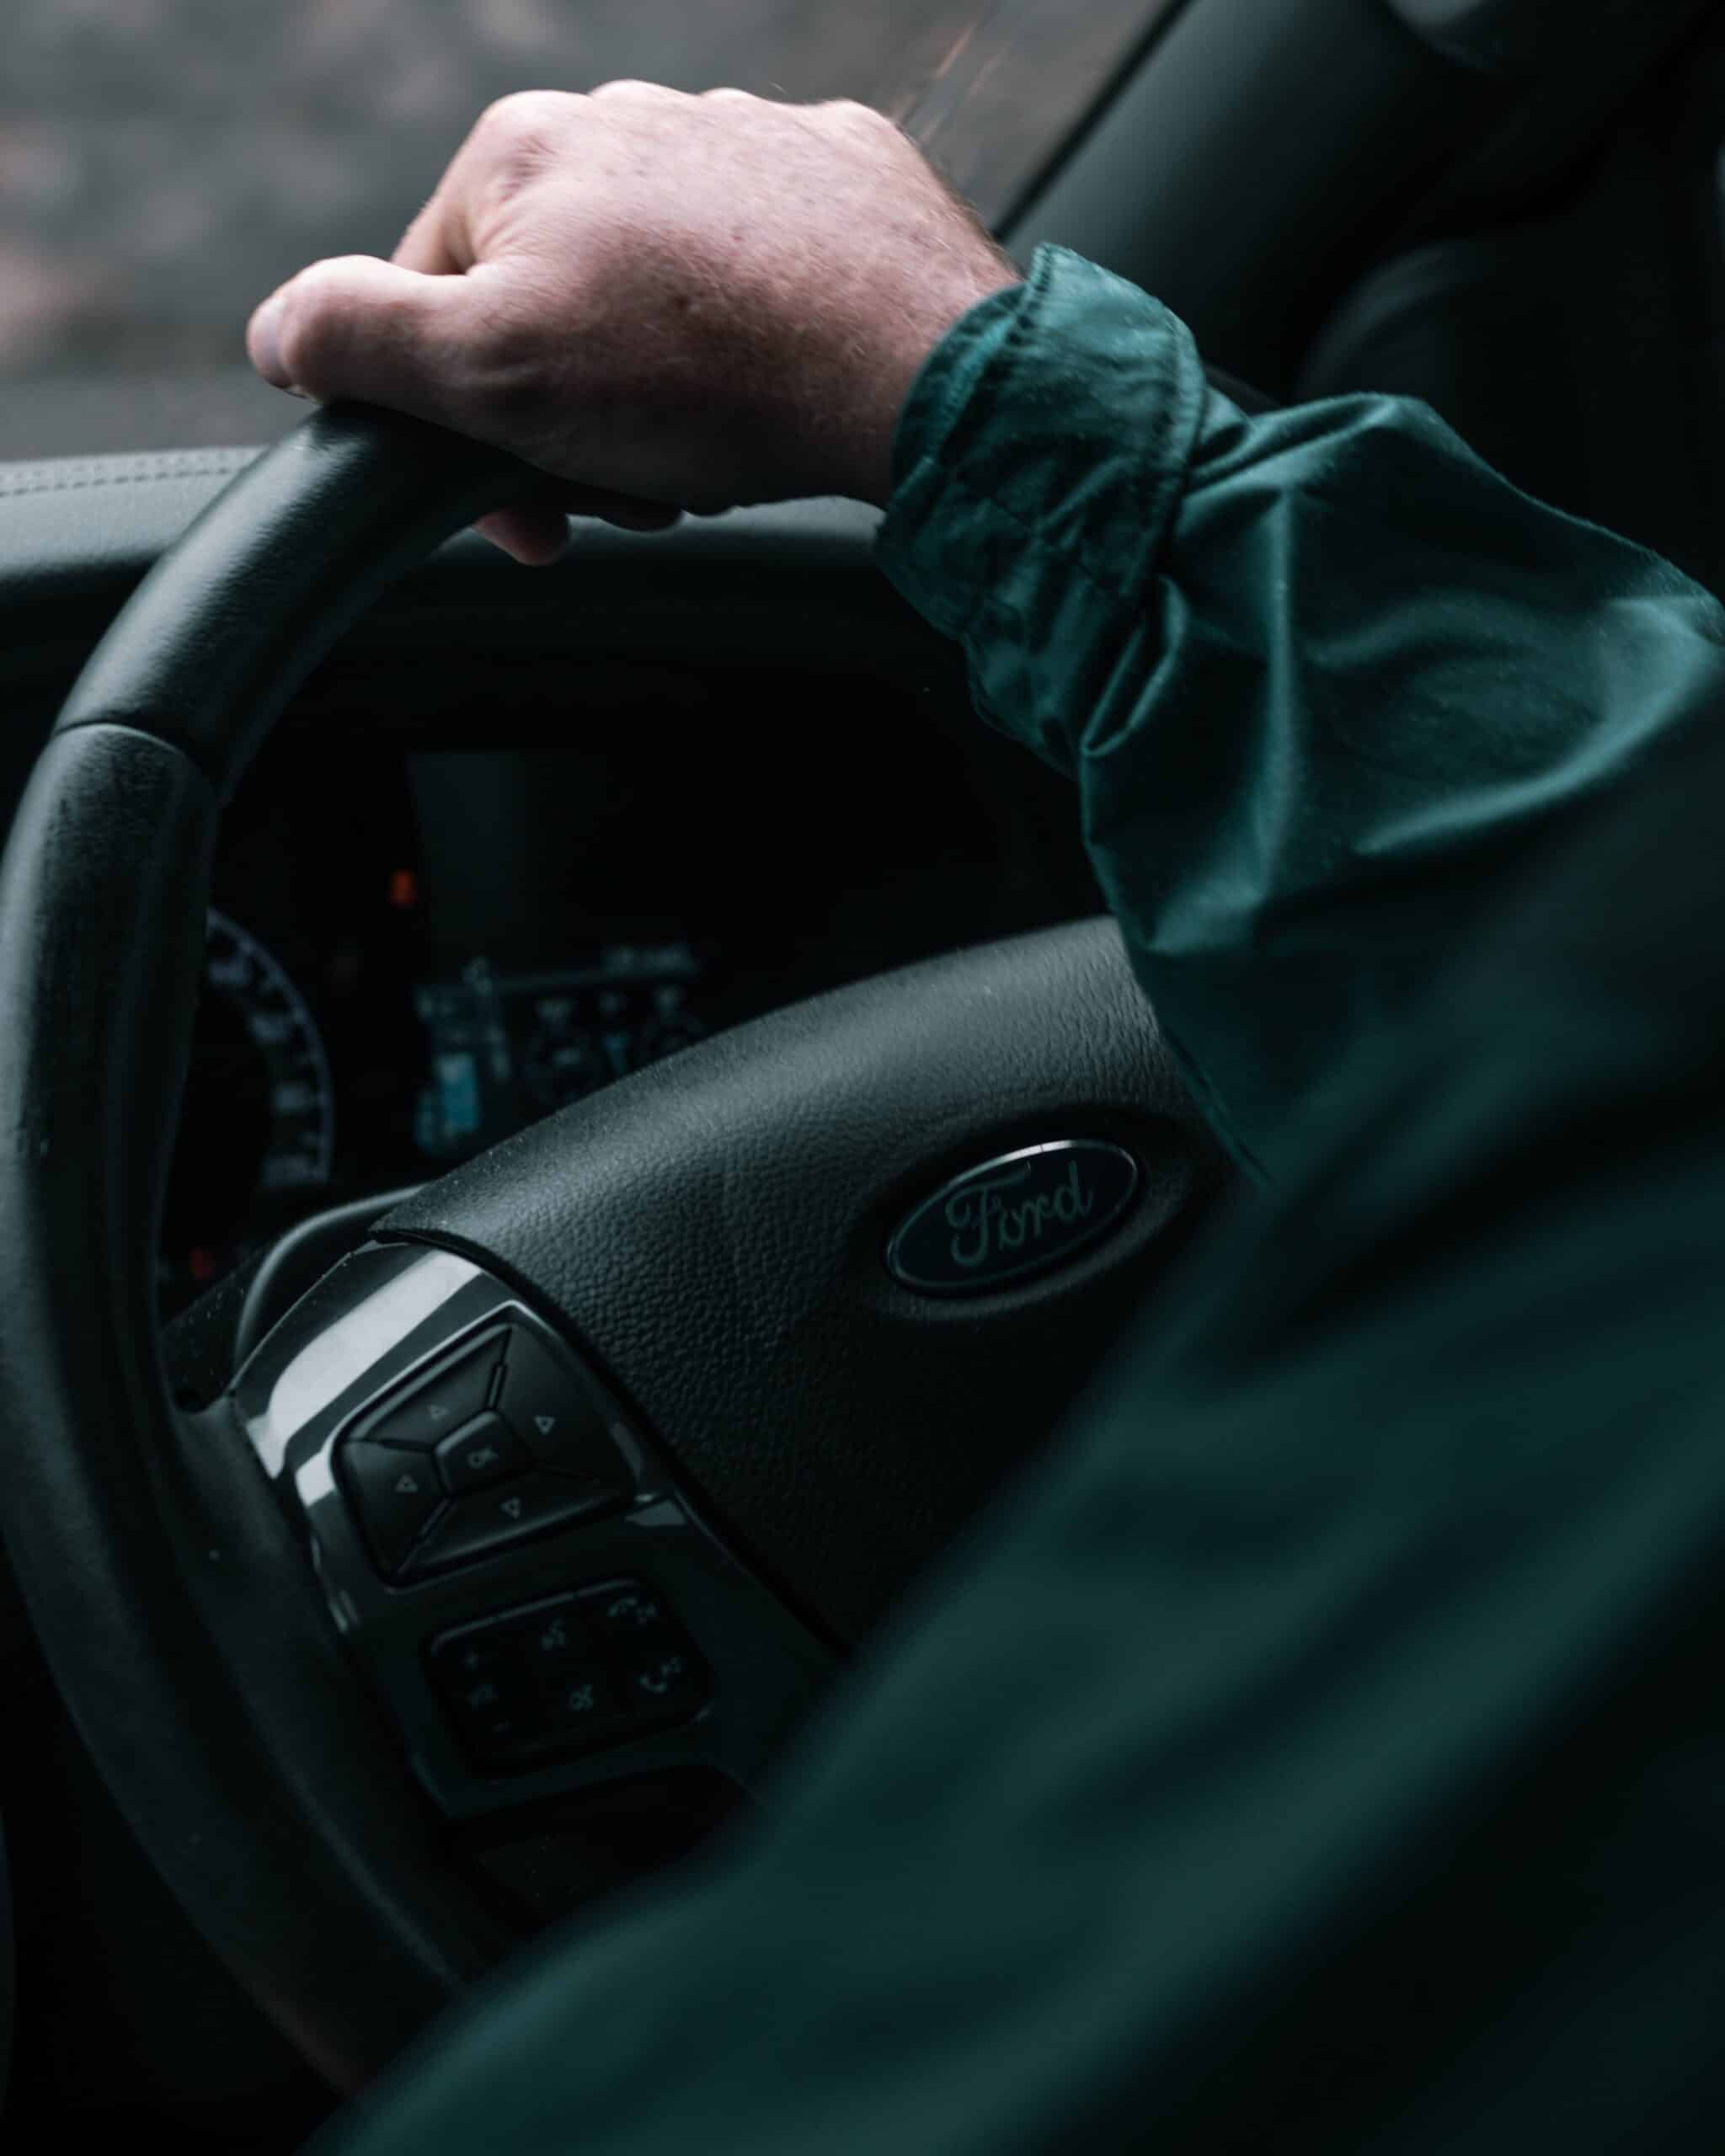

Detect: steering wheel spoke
[229,1238,831,1821]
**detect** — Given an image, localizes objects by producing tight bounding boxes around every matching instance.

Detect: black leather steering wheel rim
[0,402,1223,2092]
[0,405,579,2086]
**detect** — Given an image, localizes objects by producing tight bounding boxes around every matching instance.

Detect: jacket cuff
[874,243,1207,659]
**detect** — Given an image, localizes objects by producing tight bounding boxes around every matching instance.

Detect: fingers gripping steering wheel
[0,405,1220,2089]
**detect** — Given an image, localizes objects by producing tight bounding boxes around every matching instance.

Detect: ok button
[434,1411,531,1497]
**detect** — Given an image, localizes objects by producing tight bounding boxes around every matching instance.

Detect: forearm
[877,245,1725,1182]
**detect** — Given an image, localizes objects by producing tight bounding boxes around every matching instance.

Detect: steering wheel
[0,405,1222,2090]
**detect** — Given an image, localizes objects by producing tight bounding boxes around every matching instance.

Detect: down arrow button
[497,1326,633,1495]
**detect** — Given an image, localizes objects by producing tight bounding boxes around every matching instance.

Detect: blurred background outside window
[2,0,1170,459]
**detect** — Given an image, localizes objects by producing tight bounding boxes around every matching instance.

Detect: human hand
[245,84,1021,564]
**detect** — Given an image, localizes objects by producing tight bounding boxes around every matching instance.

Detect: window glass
[3,0,1174,458]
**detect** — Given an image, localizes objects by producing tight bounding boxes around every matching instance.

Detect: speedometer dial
[158,910,335,1309]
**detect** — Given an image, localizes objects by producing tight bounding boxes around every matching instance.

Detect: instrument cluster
[156,660,1081,1320]
[160,907,715,1315]
[158,739,728,1316]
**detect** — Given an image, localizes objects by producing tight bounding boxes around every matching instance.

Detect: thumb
[246,253,480,428]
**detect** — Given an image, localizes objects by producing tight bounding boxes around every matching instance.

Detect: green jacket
[317,245,1725,2152]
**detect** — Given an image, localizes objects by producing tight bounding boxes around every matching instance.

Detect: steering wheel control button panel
[426,1581,712,1773]
[357,1331,505,1452]
[238,1245,833,1819]
[334,1313,637,1580]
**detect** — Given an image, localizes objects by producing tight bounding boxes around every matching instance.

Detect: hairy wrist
[839,260,1024,505]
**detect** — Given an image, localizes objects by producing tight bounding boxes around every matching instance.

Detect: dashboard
[149,656,1101,1316]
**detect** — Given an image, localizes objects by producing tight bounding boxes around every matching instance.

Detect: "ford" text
[943,1157,1097,1270]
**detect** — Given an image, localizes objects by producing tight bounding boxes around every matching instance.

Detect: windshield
[3,0,1173,461]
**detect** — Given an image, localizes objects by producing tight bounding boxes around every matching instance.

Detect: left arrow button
[340,1439,447,1576]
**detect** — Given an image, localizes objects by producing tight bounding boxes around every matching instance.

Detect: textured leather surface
[47,405,619,792]
[159,1242,271,1412]
[0,724,515,2089]
[384,916,1226,1645]
[0,407,629,2084]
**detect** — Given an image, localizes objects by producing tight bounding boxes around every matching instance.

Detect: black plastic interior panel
[1381,0,1708,78]
[1299,26,1725,600]
[1006,0,1499,388]
[0,1812,11,2116]
[0,1646,333,2147]
[1005,0,1717,398]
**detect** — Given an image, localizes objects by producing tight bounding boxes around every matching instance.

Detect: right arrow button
[495,1326,634,1496]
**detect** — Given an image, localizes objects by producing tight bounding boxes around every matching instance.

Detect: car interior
[1,0,1722,2144]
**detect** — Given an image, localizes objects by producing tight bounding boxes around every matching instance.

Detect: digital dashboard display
[412,940,706,1160]
[156,739,724,1314]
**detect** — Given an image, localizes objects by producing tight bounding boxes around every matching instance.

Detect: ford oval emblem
[885,1139,1140,1296]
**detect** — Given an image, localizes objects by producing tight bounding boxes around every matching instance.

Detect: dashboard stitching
[0,456,259,501]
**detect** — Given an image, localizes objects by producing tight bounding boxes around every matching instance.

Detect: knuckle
[826,97,887,130]
[590,78,672,102]
[471,89,574,208]
[475,88,565,146]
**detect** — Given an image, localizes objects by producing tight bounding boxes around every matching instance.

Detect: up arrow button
[356,1331,505,1453]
